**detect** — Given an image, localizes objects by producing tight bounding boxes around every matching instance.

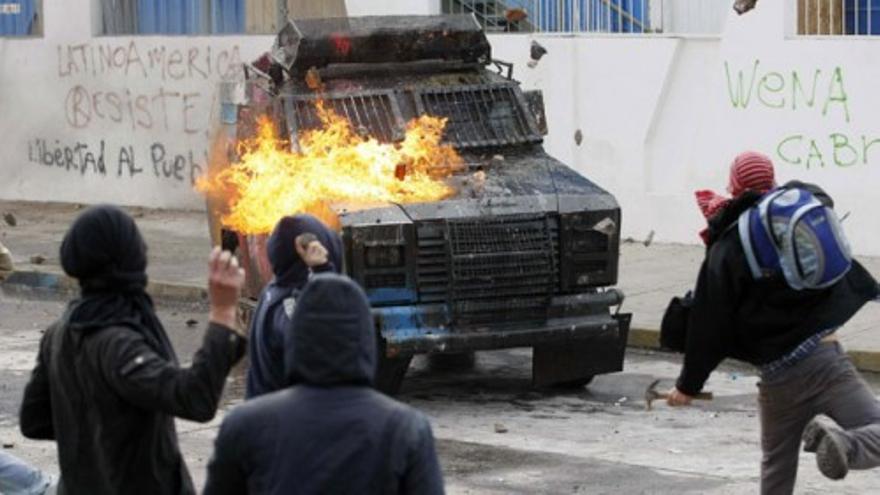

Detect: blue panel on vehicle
[221,103,238,124]
[375,306,450,341]
[366,288,416,305]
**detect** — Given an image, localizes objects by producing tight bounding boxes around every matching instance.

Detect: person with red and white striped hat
[694,151,776,245]
[672,151,880,494]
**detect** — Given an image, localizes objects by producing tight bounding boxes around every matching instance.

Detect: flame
[197,102,463,234]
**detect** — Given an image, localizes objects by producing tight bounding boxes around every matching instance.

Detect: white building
[1,0,879,254]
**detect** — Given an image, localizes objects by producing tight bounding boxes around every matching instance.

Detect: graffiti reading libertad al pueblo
[29,41,244,186]
[725,59,880,169]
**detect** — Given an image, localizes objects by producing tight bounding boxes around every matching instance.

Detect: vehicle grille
[416,214,560,325]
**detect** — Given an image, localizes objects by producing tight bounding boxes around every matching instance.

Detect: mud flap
[531,313,632,387]
[375,339,413,396]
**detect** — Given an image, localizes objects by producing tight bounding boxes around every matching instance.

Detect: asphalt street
[2,285,879,494]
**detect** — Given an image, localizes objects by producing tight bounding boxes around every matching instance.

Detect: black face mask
[60,205,176,362]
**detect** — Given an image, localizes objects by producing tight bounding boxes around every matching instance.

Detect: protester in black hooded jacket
[667,182,880,494]
[204,274,445,495]
[245,214,343,398]
[672,182,878,396]
[19,205,247,495]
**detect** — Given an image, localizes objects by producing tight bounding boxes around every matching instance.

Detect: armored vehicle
[219,15,631,394]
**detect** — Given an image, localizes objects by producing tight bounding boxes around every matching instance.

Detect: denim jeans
[0,451,51,495]
[758,342,880,494]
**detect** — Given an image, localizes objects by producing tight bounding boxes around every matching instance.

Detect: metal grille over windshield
[284,90,405,143]
[414,84,544,148]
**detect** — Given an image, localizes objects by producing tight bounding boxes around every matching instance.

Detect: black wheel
[375,352,413,396]
[551,376,595,389]
[427,351,476,372]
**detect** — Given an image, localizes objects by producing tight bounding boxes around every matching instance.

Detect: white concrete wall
[0,0,434,210]
[489,0,880,256]
[346,0,438,16]
[0,0,275,209]
[2,0,879,255]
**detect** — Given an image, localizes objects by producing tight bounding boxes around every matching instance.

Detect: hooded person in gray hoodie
[204,274,444,495]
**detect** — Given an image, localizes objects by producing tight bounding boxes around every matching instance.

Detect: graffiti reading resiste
[724,59,880,169]
[35,41,244,186]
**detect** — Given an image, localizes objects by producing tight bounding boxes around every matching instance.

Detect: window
[442,0,727,35]
[797,0,880,35]
[101,0,235,35]
[100,0,346,35]
[0,0,41,36]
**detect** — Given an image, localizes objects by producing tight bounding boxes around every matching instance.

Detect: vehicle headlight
[343,222,416,305]
[560,211,620,290]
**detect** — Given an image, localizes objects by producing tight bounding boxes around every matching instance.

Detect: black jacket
[677,183,879,395]
[245,214,342,399]
[204,274,445,495]
[20,318,246,495]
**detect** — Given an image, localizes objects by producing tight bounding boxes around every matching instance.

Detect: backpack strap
[738,210,763,279]
[777,196,825,291]
[739,187,790,280]
[757,188,789,245]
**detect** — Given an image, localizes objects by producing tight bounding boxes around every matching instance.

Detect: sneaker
[816,431,850,480]
[41,474,58,495]
[803,416,834,453]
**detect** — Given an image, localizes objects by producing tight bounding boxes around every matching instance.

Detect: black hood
[59,204,176,363]
[267,215,343,289]
[285,274,376,387]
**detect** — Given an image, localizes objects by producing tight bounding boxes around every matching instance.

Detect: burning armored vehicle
[201,15,631,394]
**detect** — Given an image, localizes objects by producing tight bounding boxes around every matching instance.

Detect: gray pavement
[1,200,880,369]
[619,242,880,371]
[3,288,880,493]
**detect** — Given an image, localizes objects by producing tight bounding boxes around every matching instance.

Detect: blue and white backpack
[738,186,852,290]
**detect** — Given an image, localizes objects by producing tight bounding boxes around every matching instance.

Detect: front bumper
[373,291,629,356]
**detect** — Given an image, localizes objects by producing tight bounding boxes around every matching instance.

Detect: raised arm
[676,241,746,396]
[100,247,248,421]
[99,322,244,422]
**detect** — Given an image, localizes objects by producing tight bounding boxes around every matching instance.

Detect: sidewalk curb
[6,271,880,374]
[627,327,880,374]
[3,270,208,302]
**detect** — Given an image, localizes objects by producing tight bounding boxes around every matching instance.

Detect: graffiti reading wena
[724,59,879,169]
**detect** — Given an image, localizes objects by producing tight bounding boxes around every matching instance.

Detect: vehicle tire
[427,351,476,372]
[375,352,413,396]
[552,376,594,389]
